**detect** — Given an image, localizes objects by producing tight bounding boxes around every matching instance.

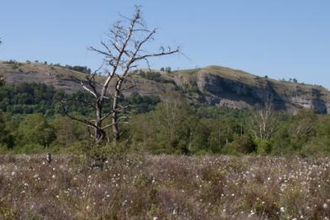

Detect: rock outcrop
[171,66,330,114]
[1,61,330,114]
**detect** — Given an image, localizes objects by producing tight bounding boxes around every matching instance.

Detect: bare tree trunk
[62,6,180,144]
[250,99,278,140]
[112,90,120,141]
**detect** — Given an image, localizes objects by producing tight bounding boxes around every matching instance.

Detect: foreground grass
[1,154,330,219]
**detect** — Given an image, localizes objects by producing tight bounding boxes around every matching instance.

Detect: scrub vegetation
[1,154,330,219]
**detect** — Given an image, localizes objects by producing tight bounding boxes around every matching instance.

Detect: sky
[1,1,330,88]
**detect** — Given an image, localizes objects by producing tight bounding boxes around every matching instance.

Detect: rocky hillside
[1,61,330,113]
[172,66,330,114]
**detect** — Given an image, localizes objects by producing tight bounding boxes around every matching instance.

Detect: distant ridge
[1,61,330,113]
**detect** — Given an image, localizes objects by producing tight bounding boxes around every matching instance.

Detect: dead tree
[62,6,179,144]
[250,98,278,140]
[0,35,4,86]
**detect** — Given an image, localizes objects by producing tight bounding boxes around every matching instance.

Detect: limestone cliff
[165,66,330,113]
[1,61,330,113]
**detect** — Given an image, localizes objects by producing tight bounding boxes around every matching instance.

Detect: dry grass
[201,66,257,83]
[1,154,330,219]
[0,61,87,94]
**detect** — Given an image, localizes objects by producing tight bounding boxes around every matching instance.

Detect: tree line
[0,81,330,156]
[2,7,329,157]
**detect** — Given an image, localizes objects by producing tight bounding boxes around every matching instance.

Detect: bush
[221,134,256,155]
[234,134,256,154]
[254,138,272,155]
[15,144,45,154]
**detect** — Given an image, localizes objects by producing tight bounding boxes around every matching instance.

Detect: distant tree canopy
[0,82,160,117]
[130,94,209,155]
[0,80,330,156]
[160,67,172,73]
[0,82,62,116]
[50,63,92,74]
[138,71,174,83]
[64,65,91,74]
[0,81,329,157]
[0,82,162,153]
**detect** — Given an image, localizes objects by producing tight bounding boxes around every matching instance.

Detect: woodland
[1,6,330,220]
[0,80,330,157]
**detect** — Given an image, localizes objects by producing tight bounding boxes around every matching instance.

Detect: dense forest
[1,81,330,156]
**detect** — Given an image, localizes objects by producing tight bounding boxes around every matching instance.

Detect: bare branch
[81,82,97,98]
[89,46,111,58]
[61,101,96,128]
[100,111,113,122]
[101,116,129,130]
[119,84,136,92]
[134,46,180,62]
[65,5,180,143]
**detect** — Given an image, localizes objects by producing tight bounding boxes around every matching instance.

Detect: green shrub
[15,144,45,154]
[235,134,256,154]
[254,138,272,155]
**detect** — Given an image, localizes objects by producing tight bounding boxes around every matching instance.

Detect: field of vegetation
[1,154,330,219]
[1,80,330,219]
[1,76,330,220]
[2,7,330,219]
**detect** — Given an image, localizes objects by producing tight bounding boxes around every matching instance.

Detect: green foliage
[204,117,243,154]
[3,60,23,69]
[50,115,86,149]
[125,92,161,114]
[14,143,45,154]
[16,113,56,148]
[271,109,317,155]
[298,114,330,157]
[0,81,162,153]
[0,82,63,115]
[222,134,256,155]
[159,67,171,72]
[130,94,210,155]
[0,112,17,149]
[0,82,160,119]
[0,74,4,87]
[64,65,91,74]
[1,79,330,156]
[138,70,174,84]
[196,106,248,120]
[254,138,272,155]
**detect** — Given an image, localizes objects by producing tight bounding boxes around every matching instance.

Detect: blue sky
[1,1,330,88]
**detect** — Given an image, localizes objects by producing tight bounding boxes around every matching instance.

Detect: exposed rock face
[2,62,330,114]
[196,72,275,108]
[291,97,328,113]
[289,87,330,114]
[198,71,287,110]
[176,68,330,114]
